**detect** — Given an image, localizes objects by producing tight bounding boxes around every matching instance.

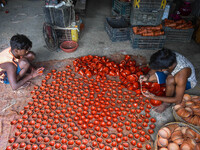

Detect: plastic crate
[164,27,194,43]
[112,8,130,22]
[105,17,130,42]
[133,0,164,11]
[130,29,166,50]
[112,0,131,17]
[130,8,164,26]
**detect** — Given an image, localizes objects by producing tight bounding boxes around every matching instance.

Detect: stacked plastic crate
[112,0,131,21]
[105,17,130,42]
[130,0,167,50]
[105,0,131,42]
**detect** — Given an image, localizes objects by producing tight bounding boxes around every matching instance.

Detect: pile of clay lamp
[73,55,165,105]
[5,55,165,150]
[156,122,200,150]
[174,94,200,126]
[73,55,149,91]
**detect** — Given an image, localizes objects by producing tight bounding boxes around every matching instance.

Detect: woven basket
[172,106,200,131]
[154,122,200,150]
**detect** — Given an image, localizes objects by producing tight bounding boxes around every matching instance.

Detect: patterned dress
[172,52,197,88]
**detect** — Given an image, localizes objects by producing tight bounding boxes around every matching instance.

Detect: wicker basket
[154,122,200,150]
[172,106,200,131]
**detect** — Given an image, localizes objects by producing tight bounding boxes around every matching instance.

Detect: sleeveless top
[0,47,19,82]
[171,52,197,88]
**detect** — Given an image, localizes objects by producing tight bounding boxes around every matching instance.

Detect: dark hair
[149,49,176,70]
[10,34,32,51]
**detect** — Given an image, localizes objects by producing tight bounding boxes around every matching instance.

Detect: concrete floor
[0,1,200,148]
[0,0,200,95]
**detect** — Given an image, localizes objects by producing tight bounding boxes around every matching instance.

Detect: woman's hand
[31,67,44,78]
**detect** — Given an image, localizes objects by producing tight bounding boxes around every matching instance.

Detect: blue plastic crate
[105,17,130,42]
[112,0,131,17]
[130,29,166,50]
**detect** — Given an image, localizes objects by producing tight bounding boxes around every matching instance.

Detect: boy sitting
[140,48,197,112]
[0,34,44,90]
